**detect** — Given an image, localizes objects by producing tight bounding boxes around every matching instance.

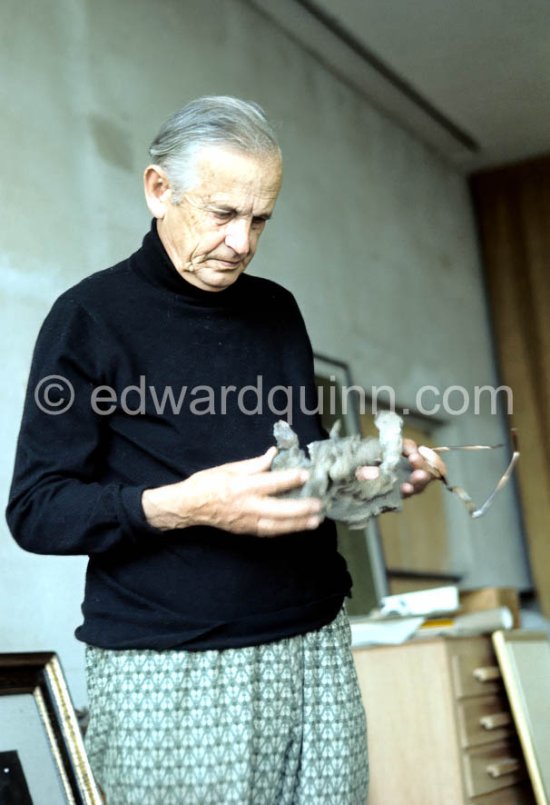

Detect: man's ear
[143,165,172,219]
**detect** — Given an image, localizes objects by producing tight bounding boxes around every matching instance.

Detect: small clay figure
[272,411,409,528]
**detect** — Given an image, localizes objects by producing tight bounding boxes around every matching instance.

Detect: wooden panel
[353,640,465,805]
[471,159,550,617]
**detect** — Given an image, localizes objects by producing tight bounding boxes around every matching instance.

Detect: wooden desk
[352,636,535,804]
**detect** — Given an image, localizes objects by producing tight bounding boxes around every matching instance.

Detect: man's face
[151,146,282,292]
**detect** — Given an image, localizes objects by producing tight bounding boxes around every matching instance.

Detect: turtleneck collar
[130,219,246,306]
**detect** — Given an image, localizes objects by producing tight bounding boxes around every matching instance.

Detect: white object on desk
[350,616,425,647]
[380,584,459,616]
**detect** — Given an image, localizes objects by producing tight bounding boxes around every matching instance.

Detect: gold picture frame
[0,652,102,804]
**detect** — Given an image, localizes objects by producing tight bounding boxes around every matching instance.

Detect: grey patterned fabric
[85,608,368,804]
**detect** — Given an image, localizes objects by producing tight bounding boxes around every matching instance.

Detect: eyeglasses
[418,430,520,519]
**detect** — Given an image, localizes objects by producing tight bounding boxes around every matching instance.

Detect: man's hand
[399,439,447,497]
[355,439,448,498]
[141,447,323,537]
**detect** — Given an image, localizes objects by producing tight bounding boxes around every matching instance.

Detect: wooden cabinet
[352,636,535,804]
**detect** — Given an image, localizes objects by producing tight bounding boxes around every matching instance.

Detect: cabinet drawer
[463,741,524,798]
[449,639,502,698]
[469,782,535,804]
[457,694,513,748]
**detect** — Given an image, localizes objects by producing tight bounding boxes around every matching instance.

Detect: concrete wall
[0,0,531,705]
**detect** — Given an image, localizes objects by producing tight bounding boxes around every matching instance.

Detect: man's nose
[225,218,251,255]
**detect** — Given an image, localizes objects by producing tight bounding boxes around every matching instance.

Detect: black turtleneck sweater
[6,224,352,650]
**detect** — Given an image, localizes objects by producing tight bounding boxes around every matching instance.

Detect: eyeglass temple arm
[427,430,519,519]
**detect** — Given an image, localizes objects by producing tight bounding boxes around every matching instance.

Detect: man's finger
[252,496,323,520]
[221,447,278,475]
[417,446,447,478]
[401,467,435,498]
[244,467,310,496]
[255,512,323,537]
[356,466,380,482]
[411,468,432,486]
[401,469,432,498]
[402,438,418,457]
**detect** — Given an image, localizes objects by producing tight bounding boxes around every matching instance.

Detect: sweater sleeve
[5,294,159,556]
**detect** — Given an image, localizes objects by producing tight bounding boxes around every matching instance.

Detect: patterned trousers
[84,608,369,805]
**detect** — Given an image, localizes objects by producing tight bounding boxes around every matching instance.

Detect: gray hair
[148,96,281,199]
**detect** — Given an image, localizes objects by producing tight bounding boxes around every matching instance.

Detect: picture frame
[313,352,388,611]
[313,353,362,436]
[0,652,103,804]
[492,630,550,805]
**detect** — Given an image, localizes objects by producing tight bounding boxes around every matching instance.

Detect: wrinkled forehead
[191,145,282,204]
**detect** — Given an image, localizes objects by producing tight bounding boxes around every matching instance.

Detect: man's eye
[252,217,268,228]
[213,210,233,221]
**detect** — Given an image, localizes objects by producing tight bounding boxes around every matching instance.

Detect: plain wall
[0,0,531,705]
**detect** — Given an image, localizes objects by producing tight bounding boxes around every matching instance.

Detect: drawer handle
[486,758,520,778]
[473,665,501,682]
[479,712,512,730]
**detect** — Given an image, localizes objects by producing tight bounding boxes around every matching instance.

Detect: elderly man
[7,97,439,804]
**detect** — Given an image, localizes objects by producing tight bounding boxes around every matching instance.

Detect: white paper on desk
[350,616,425,647]
[380,585,459,617]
